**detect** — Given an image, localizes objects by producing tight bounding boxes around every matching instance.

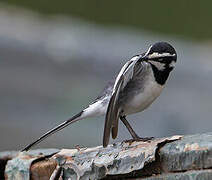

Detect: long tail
[21,111,84,151]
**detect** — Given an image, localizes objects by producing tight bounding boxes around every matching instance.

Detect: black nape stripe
[150,63,173,85]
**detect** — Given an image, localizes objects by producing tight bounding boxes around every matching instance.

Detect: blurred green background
[0,1,212,151]
[5,0,212,40]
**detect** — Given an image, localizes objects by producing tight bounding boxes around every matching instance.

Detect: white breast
[124,69,164,115]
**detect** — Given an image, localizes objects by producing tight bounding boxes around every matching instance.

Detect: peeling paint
[4,149,59,180]
[160,133,212,172]
[184,143,208,152]
[51,136,181,179]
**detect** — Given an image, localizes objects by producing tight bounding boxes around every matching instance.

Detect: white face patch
[169,60,176,68]
[149,60,166,71]
[148,52,176,59]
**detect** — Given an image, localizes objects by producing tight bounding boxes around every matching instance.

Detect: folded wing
[103,55,142,147]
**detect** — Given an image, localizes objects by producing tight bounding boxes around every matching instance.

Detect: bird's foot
[123,136,154,145]
[133,136,154,142]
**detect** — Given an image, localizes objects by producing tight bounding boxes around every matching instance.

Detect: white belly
[124,76,164,115]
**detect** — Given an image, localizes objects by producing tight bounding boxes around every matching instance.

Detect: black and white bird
[21,42,177,151]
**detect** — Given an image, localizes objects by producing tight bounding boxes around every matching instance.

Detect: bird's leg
[120,116,154,141]
[120,116,140,139]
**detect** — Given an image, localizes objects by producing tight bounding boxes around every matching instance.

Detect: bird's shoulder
[91,55,147,104]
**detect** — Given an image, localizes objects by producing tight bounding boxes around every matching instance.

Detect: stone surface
[0,151,18,179]
[1,133,212,179]
[159,132,212,172]
[4,149,59,180]
[142,169,212,180]
[31,159,57,180]
[51,136,180,180]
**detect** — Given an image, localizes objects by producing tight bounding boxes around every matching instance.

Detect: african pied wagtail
[22,42,177,151]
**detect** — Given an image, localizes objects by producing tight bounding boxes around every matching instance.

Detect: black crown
[150,42,176,56]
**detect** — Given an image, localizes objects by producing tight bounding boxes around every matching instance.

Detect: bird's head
[141,42,177,71]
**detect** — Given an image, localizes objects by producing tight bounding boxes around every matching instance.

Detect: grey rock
[143,169,212,180]
[159,132,212,172]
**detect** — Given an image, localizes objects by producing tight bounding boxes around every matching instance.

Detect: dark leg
[120,116,154,141]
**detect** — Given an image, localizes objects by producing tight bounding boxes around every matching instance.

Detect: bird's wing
[103,55,142,147]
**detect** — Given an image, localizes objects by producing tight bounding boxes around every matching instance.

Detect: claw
[134,136,154,142]
[123,136,154,145]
